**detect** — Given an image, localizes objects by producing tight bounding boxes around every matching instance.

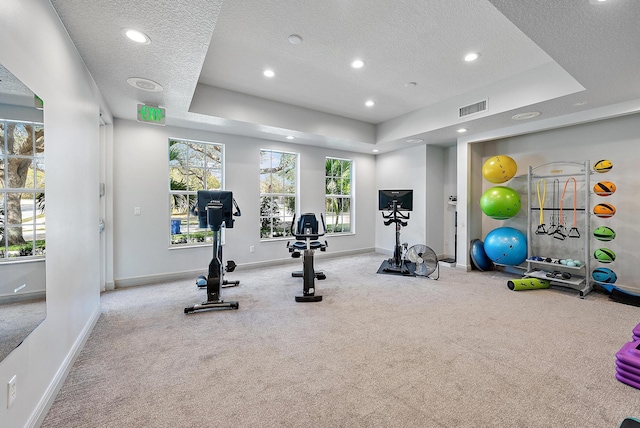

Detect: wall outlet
[134,206,141,216]
[250,246,255,253]
[7,375,16,408]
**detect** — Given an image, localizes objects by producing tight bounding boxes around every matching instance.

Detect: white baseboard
[236,247,375,271]
[114,269,204,288]
[0,290,46,304]
[456,263,472,272]
[30,304,101,428]
[374,247,393,257]
[114,248,376,288]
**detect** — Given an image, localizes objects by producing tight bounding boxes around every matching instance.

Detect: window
[325,157,352,234]
[259,149,297,239]
[0,120,45,259]
[169,138,222,246]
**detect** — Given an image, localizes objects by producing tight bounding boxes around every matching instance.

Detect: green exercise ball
[480,186,521,220]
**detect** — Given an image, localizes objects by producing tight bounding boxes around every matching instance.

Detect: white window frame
[0,119,45,261]
[325,157,354,235]
[168,138,224,247]
[259,149,298,240]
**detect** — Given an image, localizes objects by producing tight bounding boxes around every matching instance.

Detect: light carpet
[41,253,640,427]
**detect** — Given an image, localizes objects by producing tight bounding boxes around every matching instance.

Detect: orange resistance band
[559,177,577,229]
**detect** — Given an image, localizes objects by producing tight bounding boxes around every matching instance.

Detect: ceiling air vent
[459,99,487,118]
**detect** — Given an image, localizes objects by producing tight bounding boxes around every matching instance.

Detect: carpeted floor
[41,252,640,427]
[0,298,46,362]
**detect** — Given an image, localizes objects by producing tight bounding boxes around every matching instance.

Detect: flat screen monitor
[378,189,413,211]
[197,190,235,229]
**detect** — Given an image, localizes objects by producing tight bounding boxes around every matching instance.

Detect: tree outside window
[169,139,222,245]
[0,120,45,259]
[260,150,297,239]
[325,157,352,234]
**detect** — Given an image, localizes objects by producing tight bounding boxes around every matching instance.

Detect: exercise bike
[184,190,241,313]
[286,213,328,302]
[378,189,413,275]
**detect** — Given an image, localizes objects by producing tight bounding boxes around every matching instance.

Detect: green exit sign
[137,104,166,125]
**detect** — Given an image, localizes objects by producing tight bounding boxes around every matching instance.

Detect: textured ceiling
[50,0,223,118]
[22,0,640,152]
[490,0,640,107]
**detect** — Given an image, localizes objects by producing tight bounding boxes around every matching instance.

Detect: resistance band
[554,177,580,240]
[565,177,580,238]
[547,179,559,235]
[536,179,547,234]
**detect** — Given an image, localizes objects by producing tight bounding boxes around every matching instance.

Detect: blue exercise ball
[483,227,527,266]
[470,239,493,271]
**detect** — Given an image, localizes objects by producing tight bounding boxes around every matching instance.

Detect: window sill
[168,243,213,250]
[260,236,294,243]
[260,232,355,242]
[326,232,356,237]
[0,257,46,265]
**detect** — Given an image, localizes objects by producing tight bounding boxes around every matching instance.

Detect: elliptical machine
[184,190,241,313]
[286,213,328,302]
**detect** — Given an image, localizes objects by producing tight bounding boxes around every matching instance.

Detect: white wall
[374,144,454,259]
[112,119,377,284]
[376,62,584,144]
[375,145,427,254]
[0,1,105,426]
[442,146,457,259]
[457,113,640,291]
[0,261,45,302]
[191,84,377,144]
[425,145,445,255]
[456,137,485,270]
[0,104,43,123]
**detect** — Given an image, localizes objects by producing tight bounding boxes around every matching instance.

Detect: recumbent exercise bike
[184,190,241,313]
[286,213,328,302]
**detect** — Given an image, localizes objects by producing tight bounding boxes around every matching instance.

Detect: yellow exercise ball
[482,155,518,184]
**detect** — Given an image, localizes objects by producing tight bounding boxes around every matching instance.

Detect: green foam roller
[507,278,550,291]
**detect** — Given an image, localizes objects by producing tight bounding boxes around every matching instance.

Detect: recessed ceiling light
[406,138,423,144]
[365,100,375,107]
[372,149,379,153]
[123,29,151,45]
[351,59,365,69]
[286,135,294,140]
[263,69,275,78]
[126,77,163,92]
[288,34,302,44]
[464,52,479,62]
[512,111,540,121]
[457,128,467,133]
[589,0,608,3]
[573,101,588,106]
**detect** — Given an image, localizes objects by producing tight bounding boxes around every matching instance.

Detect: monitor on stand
[196,190,237,230]
[378,189,413,212]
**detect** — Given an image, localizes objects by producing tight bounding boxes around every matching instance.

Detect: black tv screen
[378,189,413,211]
[197,190,235,229]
